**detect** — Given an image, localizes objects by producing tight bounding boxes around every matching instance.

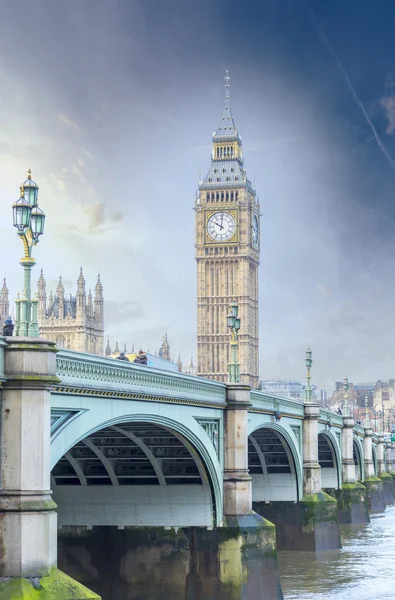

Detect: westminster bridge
[1,337,395,600]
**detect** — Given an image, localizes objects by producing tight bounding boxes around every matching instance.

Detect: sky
[1,0,395,390]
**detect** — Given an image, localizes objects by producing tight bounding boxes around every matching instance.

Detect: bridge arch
[248,422,302,502]
[372,444,378,476]
[318,431,341,490]
[353,436,364,481]
[51,413,223,527]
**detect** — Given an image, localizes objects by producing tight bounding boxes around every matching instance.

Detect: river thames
[279,505,395,600]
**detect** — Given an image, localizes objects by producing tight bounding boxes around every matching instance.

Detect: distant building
[0,278,10,325]
[330,381,375,412]
[158,334,171,361]
[260,380,326,405]
[37,268,104,355]
[183,357,197,377]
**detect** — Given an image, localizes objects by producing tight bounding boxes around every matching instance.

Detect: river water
[278,505,395,600]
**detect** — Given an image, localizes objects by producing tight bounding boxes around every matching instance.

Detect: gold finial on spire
[224,70,230,88]
[20,184,25,198]
[27,168,32,179]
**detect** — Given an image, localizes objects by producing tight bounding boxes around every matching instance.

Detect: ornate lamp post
[364,394,370,428]
[377,409,383,435]
[305,347,313,402]
[12,170,45,337]
[343,376,349,417]
[227,300,241,383]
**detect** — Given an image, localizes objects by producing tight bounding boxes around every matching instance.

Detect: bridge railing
[250,389,305,418]
[354,422,365,437]
[0,337,6,383]
[55,349,227,406]
[319,408,343,428]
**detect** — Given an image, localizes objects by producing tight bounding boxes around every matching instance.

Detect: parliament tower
[195,73,260,388]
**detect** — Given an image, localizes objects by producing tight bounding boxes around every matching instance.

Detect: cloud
[69,202,123,235]
[381,95,395,135]
[105,300,145,325]
[59,114,79,129]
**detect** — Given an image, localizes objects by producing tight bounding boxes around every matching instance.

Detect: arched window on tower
[211,192,214,201]
[226,192,229,201]
[56,336,65,349]
[236,191,239,201]
[221,192,224,201]
[216,192,219,201]
[231,192,234,201]
[206,193,210,202]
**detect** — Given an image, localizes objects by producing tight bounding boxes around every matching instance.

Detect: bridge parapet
[319,408,343,429]
[250,390,304,418]
[354,422,365,437]
[0,336,6,383]
[56,349,226,406]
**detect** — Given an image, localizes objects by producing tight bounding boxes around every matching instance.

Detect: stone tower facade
[195,73,260,388]
[158,334,171,361]
[37,268,104,355]
[0,278,10,325]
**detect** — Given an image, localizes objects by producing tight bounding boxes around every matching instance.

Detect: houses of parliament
[1,73,260,386]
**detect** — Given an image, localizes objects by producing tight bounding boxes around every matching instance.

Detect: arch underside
[248,428,298,502]
[353,438,363,481]
[318,433,339,489]
[52,421,214,527]
[372,445,378,475]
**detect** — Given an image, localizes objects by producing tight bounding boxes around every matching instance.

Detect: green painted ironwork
[305,347,313,402]
[227,300,240,383]
[56,349,227,405]
[343,376,349,417]
[12,171,45,337]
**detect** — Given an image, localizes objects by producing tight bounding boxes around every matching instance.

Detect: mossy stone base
[333,483,369,524]
[189,513,283,600]
[254,492,340,552]
[59,526,190,600]
[379,472,394,504]
[58,521,283,600]
[0,568,100,599]
[363,476,385,513]
[387,471,395,489]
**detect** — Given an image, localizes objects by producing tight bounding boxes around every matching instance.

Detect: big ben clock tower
[195,72,260,388]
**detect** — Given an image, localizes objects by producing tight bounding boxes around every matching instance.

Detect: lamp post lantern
[343,376,349,417]
[227,300,241,383]
[12,170,45,337]
[305,347,313,402]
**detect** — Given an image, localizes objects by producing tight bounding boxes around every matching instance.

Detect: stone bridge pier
[253,400,341,551]
[363,423,385,512]
[0,338,99,599]
[333,412,369,524]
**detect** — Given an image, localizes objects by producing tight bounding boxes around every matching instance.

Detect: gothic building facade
[0,278,10,325]
[158,334,171,361]
[195,73,260,387]
[37,268,104,355]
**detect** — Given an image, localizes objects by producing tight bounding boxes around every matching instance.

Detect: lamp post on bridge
[343,376,349,417]
[305,347,313,402]
[227,300,241,383]
[377,409,383,435]
[12,170,46,336]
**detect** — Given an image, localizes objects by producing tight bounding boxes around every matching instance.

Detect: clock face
[252,214,259,246]
[207,212,236,242]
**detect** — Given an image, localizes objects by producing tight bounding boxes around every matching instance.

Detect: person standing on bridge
[133,349,148,365]
[2,317,14,336]
[116,352,130,362]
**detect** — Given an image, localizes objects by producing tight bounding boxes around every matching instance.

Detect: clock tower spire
[195,72,260,388]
